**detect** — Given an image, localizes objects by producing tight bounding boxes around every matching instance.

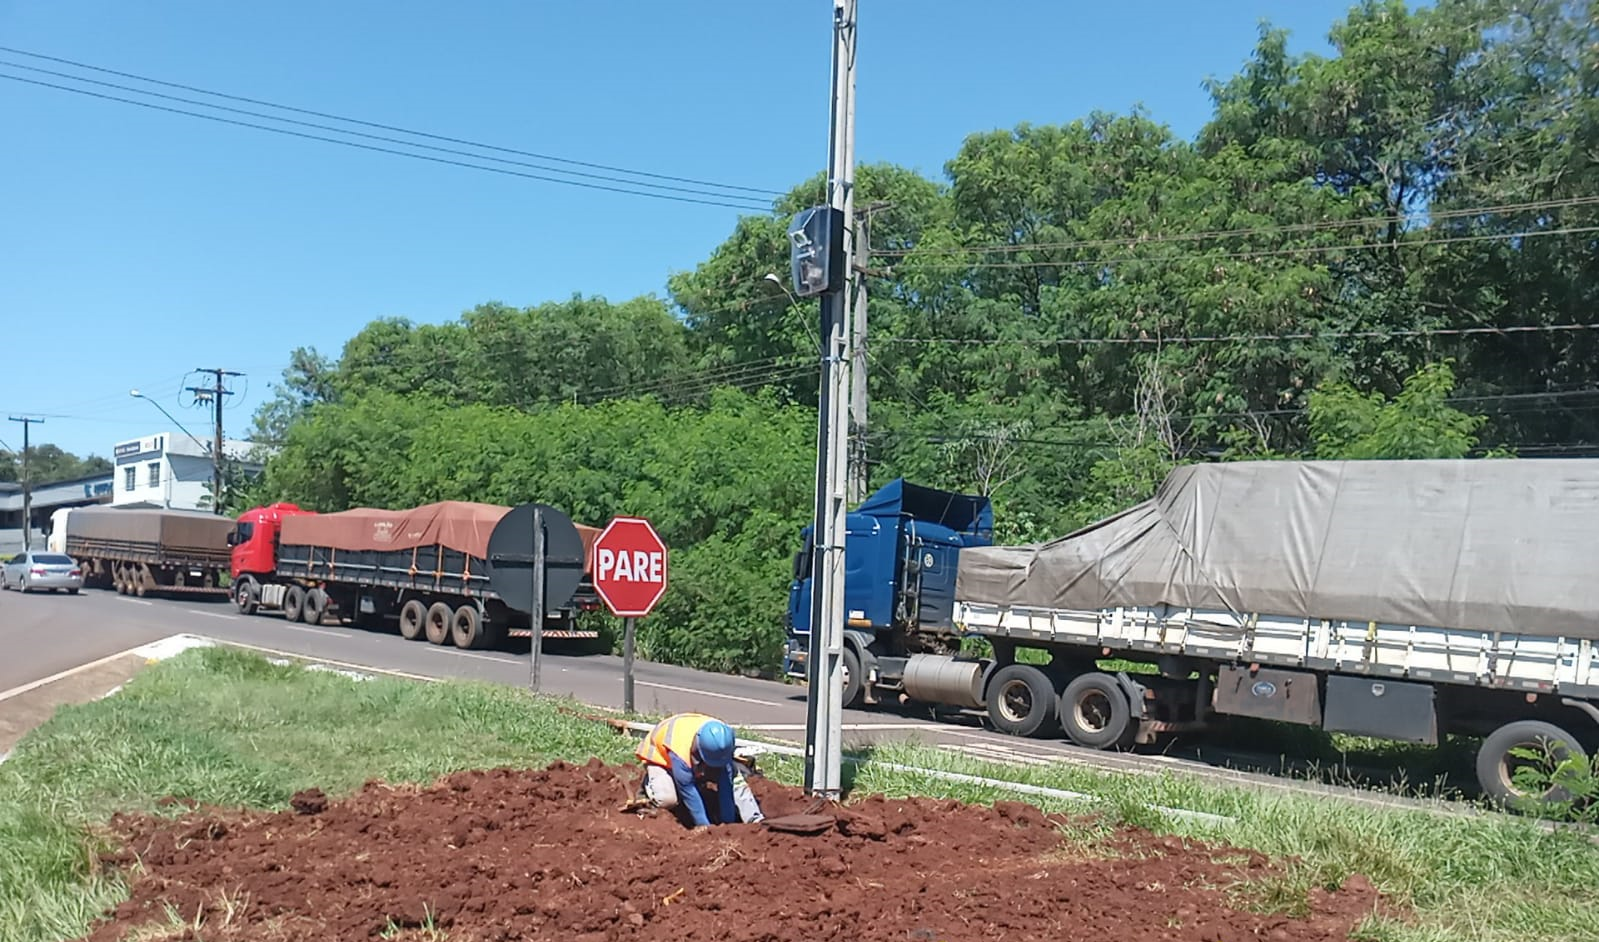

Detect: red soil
[81,758,1383,941]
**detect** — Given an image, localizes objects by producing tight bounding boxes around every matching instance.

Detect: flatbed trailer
[61,506,234,598]
[230,500,602,650]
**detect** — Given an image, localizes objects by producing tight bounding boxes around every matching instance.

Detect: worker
[633,712,765,828]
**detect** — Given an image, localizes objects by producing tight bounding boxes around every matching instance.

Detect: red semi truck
[227,500,603,649]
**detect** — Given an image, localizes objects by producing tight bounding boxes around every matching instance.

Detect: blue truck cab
[783,478,994,706]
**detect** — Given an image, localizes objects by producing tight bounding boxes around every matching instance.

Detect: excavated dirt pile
[82,759,1383,942]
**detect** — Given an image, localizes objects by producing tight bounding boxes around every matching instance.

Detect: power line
[0,72,773,212]
[0,45,786,198]
[0,59,778,207]
[875,195,1599,259]
[879,321,1599,347]
[885,224,1599,272]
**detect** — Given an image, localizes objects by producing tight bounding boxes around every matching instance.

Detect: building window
[124,467,136,491]
[147,462,161,488]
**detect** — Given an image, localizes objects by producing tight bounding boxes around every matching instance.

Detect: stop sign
[591,516,668,618]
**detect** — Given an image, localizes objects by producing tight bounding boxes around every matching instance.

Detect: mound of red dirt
[81,758,1382,942]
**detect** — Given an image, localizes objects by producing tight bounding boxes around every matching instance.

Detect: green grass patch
[0,646,632,942]
[742,738,1599,942]
[3,644,1596,942]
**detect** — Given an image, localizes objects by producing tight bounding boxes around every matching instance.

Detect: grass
[0,646,633,942]
[3,645,1597,942]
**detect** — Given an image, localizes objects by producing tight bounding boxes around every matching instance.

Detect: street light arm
[129,390,211,454]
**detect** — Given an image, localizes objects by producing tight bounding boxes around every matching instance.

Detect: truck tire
[398,600,427,641]
[1059,672,1137,750]
[985,664,1062,738]
[451,604,486,649]
[303,588,328,626]
[234,577,259,615]
[424,602,453,645]
[283,585,306,623]
[1476,719,1589,810]
[842,646,864,709]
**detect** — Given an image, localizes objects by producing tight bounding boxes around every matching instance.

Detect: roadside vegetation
[231,0,1597,681]
[3,647,1595,942]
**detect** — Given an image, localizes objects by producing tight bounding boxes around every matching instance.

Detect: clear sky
[0,0,1364,461]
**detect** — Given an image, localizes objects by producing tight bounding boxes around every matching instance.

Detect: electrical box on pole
[788,206,846,299]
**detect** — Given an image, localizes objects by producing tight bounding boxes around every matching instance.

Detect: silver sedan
[1,551,84,593]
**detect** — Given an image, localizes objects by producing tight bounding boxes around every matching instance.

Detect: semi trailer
[228,499,604,650]
[787,460,1599,807]
[49,504,235,597]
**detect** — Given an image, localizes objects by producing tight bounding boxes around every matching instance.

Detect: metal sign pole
[622,616,637,714]
[529,506,546,692]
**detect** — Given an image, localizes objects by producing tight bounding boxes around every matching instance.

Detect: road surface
[0,585,1484,816]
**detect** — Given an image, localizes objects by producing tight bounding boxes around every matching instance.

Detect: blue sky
[0,1,1363,460]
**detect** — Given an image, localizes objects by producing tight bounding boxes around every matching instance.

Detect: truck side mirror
[225,531,238,547]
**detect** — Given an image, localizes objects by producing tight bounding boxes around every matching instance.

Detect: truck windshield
[792,534,813,581]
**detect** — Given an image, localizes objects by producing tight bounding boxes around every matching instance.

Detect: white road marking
[186,610,237,620]
[0,645,147,703]
[635,680,783,707]
[116,598,154,606]
[738,722,934,731]
[423,647,514,664]
[274,624,346,638]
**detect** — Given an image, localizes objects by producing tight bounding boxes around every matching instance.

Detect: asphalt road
[0,584,1486,816]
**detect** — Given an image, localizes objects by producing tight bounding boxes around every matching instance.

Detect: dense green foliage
[242,0,1597,673]
[0,445,109,485]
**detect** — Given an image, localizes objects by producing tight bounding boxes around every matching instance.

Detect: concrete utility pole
[847,201,889,505]
[187,368,240,515]
[8,415,44,550]
[803,0,857,801]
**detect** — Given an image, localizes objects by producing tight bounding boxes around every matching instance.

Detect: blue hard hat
[695,720,736,767]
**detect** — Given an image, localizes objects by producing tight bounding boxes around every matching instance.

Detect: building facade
[112,431,263,511]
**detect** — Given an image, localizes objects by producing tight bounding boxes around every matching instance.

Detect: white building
[112,431,265,511]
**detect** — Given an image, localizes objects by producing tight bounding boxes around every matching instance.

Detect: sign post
[591,516,669,715]
[487,502,587,694]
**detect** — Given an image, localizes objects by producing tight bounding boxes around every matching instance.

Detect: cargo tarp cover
[280,501,602,567]
[65,506,236,554]
[954,459,1599,640]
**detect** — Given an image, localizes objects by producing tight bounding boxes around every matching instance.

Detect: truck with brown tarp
[227,500,603,650]
[55,505,236,597]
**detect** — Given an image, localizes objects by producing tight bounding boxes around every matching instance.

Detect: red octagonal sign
[591,516,669,618]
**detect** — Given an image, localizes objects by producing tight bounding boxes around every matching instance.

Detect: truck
[783,477,995,707]
[50,504,235,597]
[786,460,1599,809]
[227,499,605,650]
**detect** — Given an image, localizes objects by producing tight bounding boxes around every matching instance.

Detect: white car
[1,551,84,593]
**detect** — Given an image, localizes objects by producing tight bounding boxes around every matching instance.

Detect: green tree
[1308,360,1489,459]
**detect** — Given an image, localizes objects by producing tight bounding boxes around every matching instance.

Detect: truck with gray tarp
[58,505,235,597]
[853,459,1599,809]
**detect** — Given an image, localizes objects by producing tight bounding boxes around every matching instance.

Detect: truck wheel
[283,585,306,623]
[303,589,328,626]
[1059,672,1136,750]
[233,577,259,615]
[424,602,453,645]
[841,646,864,708]
[985,664,1062,738]
[398,600,427,641]
[1476,719,1589,810]
[451,604,485,649]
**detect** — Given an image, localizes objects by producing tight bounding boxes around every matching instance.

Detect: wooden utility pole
[186,368,240,514]
[8,415,43,549]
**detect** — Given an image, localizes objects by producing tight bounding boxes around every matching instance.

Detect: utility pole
[799,0,857,802]
[847,201,888,505]
[8,415,43,550]
[187,368,240,515]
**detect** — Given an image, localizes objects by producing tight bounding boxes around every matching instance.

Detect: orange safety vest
[635,712,716,769]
